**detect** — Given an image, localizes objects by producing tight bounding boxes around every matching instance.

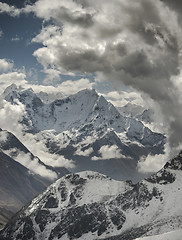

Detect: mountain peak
[164,151,182,171]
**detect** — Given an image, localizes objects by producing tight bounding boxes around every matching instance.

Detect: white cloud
[0,131,8,142]
[75,147,93,156]
[0,72,27,93]
[103,90,145,108]
[43,68,61,84]
[0,99,26,135]
[18,132,75,170]
[5,149,57,180]
[137,144,170,173]
[0,59,13,72]
[92,145,125,160]
[58,78,95,95]
[0,2,21,16]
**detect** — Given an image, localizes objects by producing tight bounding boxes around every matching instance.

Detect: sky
[1,0,182,157]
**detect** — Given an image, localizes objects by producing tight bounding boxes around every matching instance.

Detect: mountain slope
[2,85,166,182]
[0,151,49,230]
[0,128,69,180]
[1,152,182,240]
[135,229,182,240]
[0,128,69,229]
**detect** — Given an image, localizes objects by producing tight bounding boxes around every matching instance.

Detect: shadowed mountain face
[3,85,166,182]
[0,151,49,230]
[1,152,182,240]
[0,129,69,229]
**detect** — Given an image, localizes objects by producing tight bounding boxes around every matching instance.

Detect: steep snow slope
[135,229,182,240]
[2,85,165,182]
[118,103,154,124]
[2,152,182,240]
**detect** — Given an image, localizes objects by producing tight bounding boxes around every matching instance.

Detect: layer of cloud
[92,145,125,161]
[5,149,57,180]
[75,147,93,157]
[19,132,75,170]
[103,90,145,108]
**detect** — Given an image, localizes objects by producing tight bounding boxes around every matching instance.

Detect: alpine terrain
[2,84,165,182]
[0,128,69,229]
[1,152,182,239]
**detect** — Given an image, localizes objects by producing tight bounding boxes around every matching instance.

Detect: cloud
[17,132,75,170]
[103,90,145,108]
[4,148,57,180]
[21,0,182,153]
[0,131,8,142]
[57,78,95,95]
[0,99,26,135]
[0,2,21,16]
[137,143,170,173]
[0,59,14,72]
[75,147,93,156]
[92,145,125,161]
[0,72,27,93]
[0,97,74,176]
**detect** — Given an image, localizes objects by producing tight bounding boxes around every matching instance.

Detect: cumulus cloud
[57,78,95,96]
[92,145,125,161]
[0,72,27,93]
[75,147,93,156]
[0,59,13,72]
[137,143,170,173]
[0,99,26,135]
[0,2,21,16]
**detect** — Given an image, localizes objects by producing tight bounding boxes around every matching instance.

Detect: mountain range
[1,152,182,239]
[0,84,168,234]
[3,84,165,182]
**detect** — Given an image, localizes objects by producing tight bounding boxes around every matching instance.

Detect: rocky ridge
[1,152,182,239]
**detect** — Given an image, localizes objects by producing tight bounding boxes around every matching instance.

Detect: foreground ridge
[1,152,182,239]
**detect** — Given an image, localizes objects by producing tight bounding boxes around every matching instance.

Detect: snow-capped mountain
[1,152,182,240]
[117,103,155,124]
[2,85,165,182]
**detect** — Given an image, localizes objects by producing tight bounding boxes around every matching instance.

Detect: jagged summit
[1,84,166,182]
